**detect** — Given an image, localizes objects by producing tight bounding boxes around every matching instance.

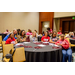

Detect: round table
[69,38,75,44]
[15,42,62,62]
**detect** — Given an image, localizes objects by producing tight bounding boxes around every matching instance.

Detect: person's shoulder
[7,38,11,41]
[58,39,61,41]
[64,39,68,41]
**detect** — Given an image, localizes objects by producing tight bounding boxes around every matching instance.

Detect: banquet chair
[3,44,14,58]
[65,38,71,48]
[65,33,68,36]
[0,36,2,47]
[2,41,6,45]
[59,36,61,39]
[12,47,26,62]
[3,47,26,62]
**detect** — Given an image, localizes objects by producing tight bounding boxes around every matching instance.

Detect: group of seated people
[3,28,75,62]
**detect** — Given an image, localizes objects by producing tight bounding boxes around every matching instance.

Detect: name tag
[44,39,48,42]
[11,41,15,44]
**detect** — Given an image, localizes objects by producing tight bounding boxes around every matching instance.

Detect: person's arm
[17,35,25,43]
[41,37,43,42]
[14,40,17,45]
[55,40,60,45]
[3,34,9,41]
[5,38,11,44]
[61,40,69,49]
[49,39,55,44]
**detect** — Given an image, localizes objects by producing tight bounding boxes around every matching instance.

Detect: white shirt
[30,35,38,42]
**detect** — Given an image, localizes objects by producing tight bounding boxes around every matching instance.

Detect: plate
[38,44,46,47]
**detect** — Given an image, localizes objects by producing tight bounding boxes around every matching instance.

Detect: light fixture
[44,25,49,28]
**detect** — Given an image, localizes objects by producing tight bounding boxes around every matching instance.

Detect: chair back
[2,41,6,45]
[65,38,71,48]
[3,44,14,57]
[12,47,26,62]
[59,36,61,39]
[65,33,68,36]
[0,36,2,44]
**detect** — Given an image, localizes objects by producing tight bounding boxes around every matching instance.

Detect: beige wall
[0,12,39,33]
[54,12,75,18]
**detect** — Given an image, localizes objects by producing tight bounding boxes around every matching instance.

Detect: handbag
[5,49,16,62]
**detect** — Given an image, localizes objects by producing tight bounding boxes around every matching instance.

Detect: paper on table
[49,43,55,46]
[38,44,46,47]
[43,42,49,43]
[23,42,30,44]
[15,43,23,46]
[54,45,59,47]
[49,43,60,47]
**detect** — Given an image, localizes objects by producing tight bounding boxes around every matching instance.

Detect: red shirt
[41,36,50,42]
[48,29,53,33]
[5,38,15,44]
[57,32,62,35]
[55,39,69,49]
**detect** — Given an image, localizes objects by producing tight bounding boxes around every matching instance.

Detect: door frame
[39,21,50,34]
[60,17,75,33]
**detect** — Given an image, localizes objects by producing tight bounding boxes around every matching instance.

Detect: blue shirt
[3,34,17,41]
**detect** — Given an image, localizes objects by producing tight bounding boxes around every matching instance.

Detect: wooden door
[69,21,75,32]
[62,21,69,34]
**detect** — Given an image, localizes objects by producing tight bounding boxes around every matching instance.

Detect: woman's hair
[20,30,26,38]
[44,31,50,37]
[42,31,45,35]
[17,29,21,35]
[32,31,37,38]
[69,32,74,37]
[34,30,37,33]
[8,33,13,38]
[28,29,30,32]
[47,28,50,31]
[52,31,57,38]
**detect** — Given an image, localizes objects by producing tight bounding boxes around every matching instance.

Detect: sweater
[55,39,69,49]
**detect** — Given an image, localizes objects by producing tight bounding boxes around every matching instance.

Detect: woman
[41,31,50,42]
[47,28,53,34]
[17,29,21,35]
[17,30,27,43]
[30,31,38,42]
[55,34,72,62]
[57,30,62,35]
[34,30,38,36]
[50,31,58,44]
[4,29,10,35]
[26,29,32,35]
[5,33,17,44]
[42,31,45,36]
[65,32,74,38]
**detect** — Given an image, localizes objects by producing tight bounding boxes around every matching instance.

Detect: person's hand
[23,39,25,42]
[20,39,23,41]
[57,43,60,45]
[60,44,62,46]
